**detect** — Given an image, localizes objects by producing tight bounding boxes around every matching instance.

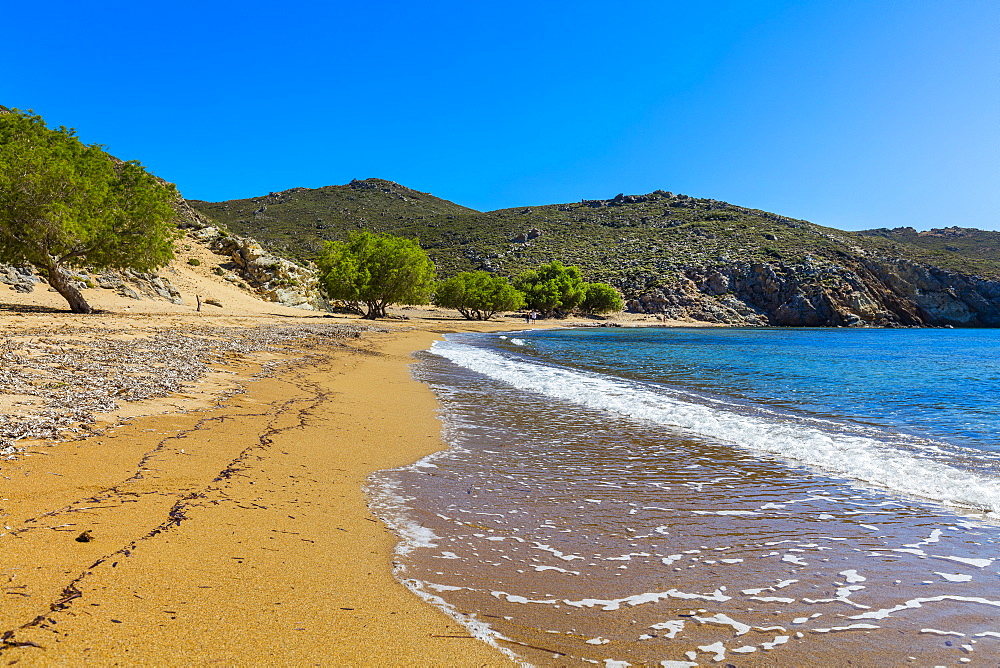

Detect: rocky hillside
[188,180,1000,328]
[857,226,1000,263]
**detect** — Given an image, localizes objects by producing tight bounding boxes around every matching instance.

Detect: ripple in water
[368,330,1000,666]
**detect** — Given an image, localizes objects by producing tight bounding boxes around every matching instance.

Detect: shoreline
[3,303,998,665]
[0,316,520,665]
[375,327,1000,666]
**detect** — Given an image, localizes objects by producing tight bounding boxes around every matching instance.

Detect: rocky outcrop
[625,258,1000,327]
[0,265,42,293]
[0,263,183,304]
[204,231,325,310]
[511,228,542,243]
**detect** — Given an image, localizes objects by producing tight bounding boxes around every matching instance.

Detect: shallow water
[368,328,1000,666]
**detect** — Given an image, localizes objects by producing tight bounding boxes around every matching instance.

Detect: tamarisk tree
[0,109,180,313]
[435,270,525,320]
[317,230,435,319]
[514,260,587,316]
[580,282,624,314]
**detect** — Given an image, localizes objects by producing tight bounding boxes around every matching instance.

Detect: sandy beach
[0,244,714,666]
[0,323,523,665]
[0,259,557,665]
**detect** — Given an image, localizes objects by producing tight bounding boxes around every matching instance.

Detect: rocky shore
[626,256,1000,327]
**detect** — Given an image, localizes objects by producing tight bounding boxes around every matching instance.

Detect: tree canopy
[435,271,525,320]
[580,282,625,314]
[0,109,181,313]
[316,230,435,319]
[513,260,587,316]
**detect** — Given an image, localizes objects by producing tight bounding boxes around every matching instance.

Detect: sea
[367,327,1000,667]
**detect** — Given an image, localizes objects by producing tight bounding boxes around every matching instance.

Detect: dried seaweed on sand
[0,323,376,459]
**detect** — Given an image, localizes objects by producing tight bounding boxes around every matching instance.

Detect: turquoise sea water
[369,327,1000,666]
[516,327,1000,450]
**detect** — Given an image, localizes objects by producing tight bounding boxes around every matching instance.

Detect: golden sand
[0,249,691,665]
[0,307,519,665]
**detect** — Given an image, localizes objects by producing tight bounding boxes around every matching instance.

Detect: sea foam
[430,340,1000,515]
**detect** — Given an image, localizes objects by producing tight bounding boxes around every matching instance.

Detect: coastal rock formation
[626,257,1000,327]
[201,230,324,310]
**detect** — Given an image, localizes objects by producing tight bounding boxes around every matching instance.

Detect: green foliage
[187,257,201,266]
[580,282,624,314]
[0,109,180,313]
[317,230,435,319]
[514,261,587,315]
[213,267,225,276]
[435,271,525,320]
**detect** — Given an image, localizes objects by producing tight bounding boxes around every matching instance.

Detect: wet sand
[0,315,517,666]
[373,332,1000,667]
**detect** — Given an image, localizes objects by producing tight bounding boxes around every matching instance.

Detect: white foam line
[812,624,881,633]
[430,341,1000,514]
[365,475,526,666]
[933,555,994,568]
[698,641,726,661]
[849,595,1000,620]
[920,628,966,637]
[561,588,732,611]
[533,565,580,575]
[394,579,524,665]
[650,620,685,638]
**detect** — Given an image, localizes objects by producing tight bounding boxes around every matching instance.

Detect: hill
[186,179,478,263]
[857,226,1000,265]
[189,180,1000,281]
[188,180,1000,328]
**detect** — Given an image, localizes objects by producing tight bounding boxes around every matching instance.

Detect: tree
[316,230,435,319]
[514,260,587,316]
[435,271,525,320]
[0,109,181,313]
[580,282,625,314]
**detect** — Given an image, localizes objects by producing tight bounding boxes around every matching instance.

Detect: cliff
[628,257,1000,327]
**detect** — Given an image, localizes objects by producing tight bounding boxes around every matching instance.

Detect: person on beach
[530,310,537,325]
[525,311,531,324]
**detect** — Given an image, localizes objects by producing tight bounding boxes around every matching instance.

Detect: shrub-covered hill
[188,180,1000,327]
[857,226,1000,265]
[187,178,477,264]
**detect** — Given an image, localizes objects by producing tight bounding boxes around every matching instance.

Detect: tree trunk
[363,301,388,319]
[47,265,94,314]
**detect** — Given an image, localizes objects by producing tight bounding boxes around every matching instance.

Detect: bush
[316,231,435,319]
[435,271,525,320]
[580,282,624,314]
[187,257,201,266]
[514,260,586,316]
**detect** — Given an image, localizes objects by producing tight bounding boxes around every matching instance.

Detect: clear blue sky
[3,1,998,231]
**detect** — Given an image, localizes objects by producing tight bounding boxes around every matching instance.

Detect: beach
[7,271,996,667]
[0,253,690,666]
[0,274,533,666]
[378,327,1000,666]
